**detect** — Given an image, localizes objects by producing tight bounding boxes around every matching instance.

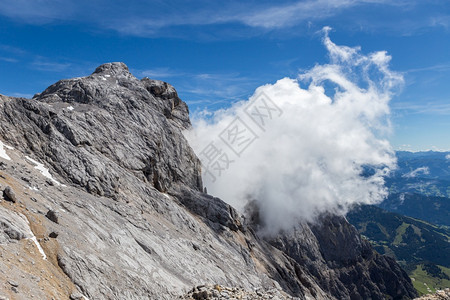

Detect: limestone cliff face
[0,63,417,299]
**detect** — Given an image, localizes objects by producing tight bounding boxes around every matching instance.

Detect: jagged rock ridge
[0,63,417,299]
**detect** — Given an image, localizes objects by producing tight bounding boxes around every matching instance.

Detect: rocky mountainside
[415,289,450,300]
[0,63,417,299]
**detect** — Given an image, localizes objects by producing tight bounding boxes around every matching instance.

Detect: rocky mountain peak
[0,63,201,197]
[93,62,130,76]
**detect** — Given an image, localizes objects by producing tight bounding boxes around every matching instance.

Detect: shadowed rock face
[269,215,416,299]
[0,63,417,299]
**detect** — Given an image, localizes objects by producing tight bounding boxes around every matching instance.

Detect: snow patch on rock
[0,140,12,160]
[25,156,64,186]
[29,236,47,260]
[15,212,47,260]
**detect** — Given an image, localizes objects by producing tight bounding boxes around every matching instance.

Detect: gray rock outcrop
[0,206,32,242]
[0,63,417,299]
[2,186,16,203]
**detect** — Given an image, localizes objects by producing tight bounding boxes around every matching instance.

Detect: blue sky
[0,0,449,151]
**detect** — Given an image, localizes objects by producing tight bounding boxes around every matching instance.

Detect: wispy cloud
[139,68,185,78]
[105,0,405,36]
[0,43,73,72]
[137,66,260,107]
[405,62,450,73]
[0,0,77,24]
[0,44,25,63]
[393,101,450,115]
[31,57,71,72]
[0,0,445,38]
[0,44,27,55]
[430,14,450,29]
[238,0,357,29]
[0,56,18,63]
[186,72,257,101]
[9,92,33,98]
[112,0,361,33]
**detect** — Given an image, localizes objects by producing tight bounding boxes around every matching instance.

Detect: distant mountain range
[347,150,450,295]
[387,151,450,198]
[379,193,450,227]
[378,151,449,227]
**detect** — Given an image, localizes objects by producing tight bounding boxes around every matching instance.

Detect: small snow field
[0,140,12,160]
[25,156,64,186]
[29,236,47,260]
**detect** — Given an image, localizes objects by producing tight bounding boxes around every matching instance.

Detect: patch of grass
[377,223,390,238]
[382,245,396,259]
[393,222,409,245]
[410,264,450,296]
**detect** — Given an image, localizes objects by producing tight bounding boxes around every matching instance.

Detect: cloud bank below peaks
[185,29,403,234]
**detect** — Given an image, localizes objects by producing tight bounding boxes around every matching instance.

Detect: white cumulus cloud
[185,29,402,233]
